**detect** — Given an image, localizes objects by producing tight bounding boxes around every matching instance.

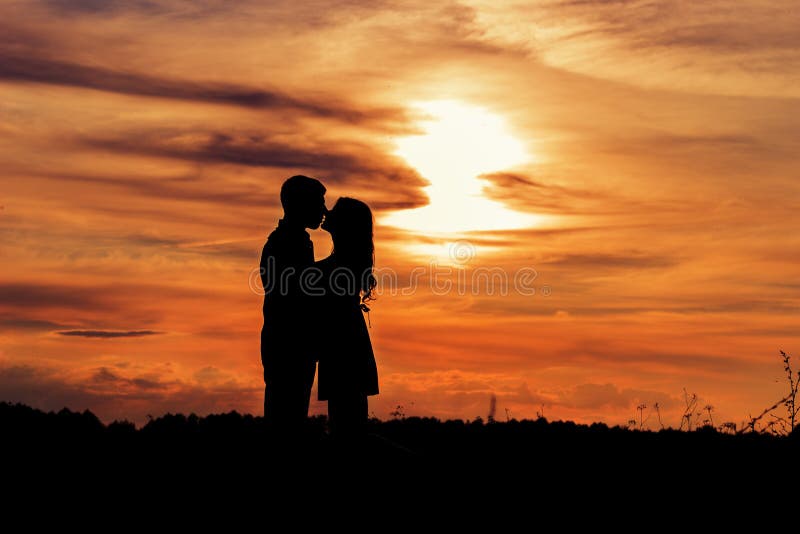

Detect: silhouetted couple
[259,175,378,438]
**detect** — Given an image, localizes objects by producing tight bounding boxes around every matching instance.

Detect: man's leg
[263,363,287,431]
[292,358,317,427]
[268,358,316,432]
[263,355,316,433]
[261,332,280,429]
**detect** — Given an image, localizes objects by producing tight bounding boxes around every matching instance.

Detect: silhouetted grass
[4,347,799,506]
[2,401,796,464]
[2,400,797,515]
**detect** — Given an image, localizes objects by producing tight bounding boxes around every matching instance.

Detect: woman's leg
[328,394,368,436]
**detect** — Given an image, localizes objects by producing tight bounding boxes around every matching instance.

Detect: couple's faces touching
[321,202,336,234]
[321,197,345,235]
[301,193,347,234]
[302,192,327,230]
[312,195,340,235]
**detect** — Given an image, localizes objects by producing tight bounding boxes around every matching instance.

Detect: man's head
[280,175,327,229]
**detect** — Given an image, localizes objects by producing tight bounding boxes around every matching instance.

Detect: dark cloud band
[57,330,163,338]
[0,51,407,126]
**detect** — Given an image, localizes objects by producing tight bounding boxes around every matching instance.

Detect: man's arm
[260,232,313,304]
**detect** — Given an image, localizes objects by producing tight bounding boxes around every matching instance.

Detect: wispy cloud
[0,283,112,311]
[0,318,67,331]
[467,0,800,97]
[41,0,163,15]
[0,51,409,127]
[77,129,429,210]
[540,252,678,270]
[58,330,163,338]
[559,382,677,411]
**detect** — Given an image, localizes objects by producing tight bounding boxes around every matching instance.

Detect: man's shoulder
[262,225,312,259]
[264,226,282,246]
[266,225,310,245]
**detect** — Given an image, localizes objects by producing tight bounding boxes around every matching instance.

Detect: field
[3,401,797,508]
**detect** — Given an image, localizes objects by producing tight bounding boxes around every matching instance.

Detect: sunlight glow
[382,100,541,234]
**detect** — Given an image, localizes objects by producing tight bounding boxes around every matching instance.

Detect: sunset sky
[2,0,799,427]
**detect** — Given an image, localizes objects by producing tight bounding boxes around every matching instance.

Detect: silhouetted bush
[107,420,136,435]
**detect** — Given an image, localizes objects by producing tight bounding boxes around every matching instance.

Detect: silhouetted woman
[316,197,379,436]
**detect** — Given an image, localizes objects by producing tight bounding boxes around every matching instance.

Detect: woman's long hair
[329,197,377,303]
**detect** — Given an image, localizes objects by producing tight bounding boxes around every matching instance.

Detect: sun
[382,100,540,234]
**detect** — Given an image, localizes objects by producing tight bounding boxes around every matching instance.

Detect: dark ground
[2,401,797,518]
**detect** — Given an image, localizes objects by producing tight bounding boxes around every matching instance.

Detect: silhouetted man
[260,175,326,433]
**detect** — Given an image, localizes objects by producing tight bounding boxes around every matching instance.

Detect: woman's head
[322,197,376,301]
